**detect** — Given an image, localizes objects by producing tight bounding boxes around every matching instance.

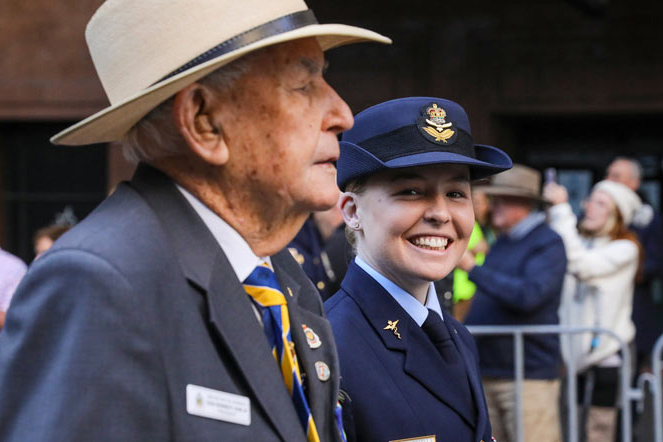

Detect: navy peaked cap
[337,97,512,190]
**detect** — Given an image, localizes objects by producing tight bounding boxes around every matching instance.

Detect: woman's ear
[339,192,362,231]
[173,83,229,166]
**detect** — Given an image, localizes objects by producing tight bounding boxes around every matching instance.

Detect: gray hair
[121,53,259,164]
[612,156,643,182]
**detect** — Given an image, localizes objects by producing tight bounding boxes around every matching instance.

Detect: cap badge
[302,324,322,349]
[384,320,402,340]
[418,103,457,144]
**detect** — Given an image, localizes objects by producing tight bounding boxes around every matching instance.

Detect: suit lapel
[445,318,489,438]
[129,164,305,442]
[341,263,476,426]
[273,250,342,442]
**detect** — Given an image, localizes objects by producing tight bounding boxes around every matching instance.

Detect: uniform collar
[354,256,443,326]
[508,211,546,240]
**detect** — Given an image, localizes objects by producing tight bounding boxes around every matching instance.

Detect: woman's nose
[424,196,451,224]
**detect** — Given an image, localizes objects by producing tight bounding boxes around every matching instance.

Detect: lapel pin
[302,324,322,349]
[315,361,330,381]
[384,320,401,339]
[287,287,294,297]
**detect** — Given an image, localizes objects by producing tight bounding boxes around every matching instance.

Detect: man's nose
[322,82,354,134]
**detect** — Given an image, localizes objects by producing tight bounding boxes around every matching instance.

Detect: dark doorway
[0,122,108,263]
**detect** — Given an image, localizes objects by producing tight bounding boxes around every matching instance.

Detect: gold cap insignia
[418,103,457,144]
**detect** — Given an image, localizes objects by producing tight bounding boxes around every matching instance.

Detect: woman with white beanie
[544,179,643,442]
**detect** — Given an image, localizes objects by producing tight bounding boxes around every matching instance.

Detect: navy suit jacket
[325,262,492,442]
[0,164,343,442]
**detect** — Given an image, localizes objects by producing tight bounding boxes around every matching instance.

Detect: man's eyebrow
[299,57,328,75]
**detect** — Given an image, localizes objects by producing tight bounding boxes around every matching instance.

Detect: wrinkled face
[606,159,639,191]
[214,38,353,214]
[490,196,533,232]
[353,164,474,292]
[580,189,616,233]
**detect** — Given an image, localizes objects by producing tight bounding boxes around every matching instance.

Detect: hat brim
[337,142,512,190]
[51,24,391,146]
[473,184,551,204]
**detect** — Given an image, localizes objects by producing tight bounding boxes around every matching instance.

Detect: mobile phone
[544,167,557,184]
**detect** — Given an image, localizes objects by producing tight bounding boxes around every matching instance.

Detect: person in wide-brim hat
[52,0,390,146]
[473,163,550,205]
[325,97,511,442]
[0,1,392,441]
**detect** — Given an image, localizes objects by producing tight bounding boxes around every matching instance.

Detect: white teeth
[411,236,449,250]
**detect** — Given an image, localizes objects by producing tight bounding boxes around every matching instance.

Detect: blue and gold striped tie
[243,262,320,442]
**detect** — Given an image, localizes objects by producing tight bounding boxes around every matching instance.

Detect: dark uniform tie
[421,308,476,424]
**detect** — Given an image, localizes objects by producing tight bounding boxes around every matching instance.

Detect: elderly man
[462,164,567,442]
[0,1,389,441]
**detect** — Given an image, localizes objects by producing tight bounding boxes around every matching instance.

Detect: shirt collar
[508,211,546,240]
[176,185,268,282]
[355,256,443,326]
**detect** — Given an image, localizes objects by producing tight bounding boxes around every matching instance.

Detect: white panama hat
[51,0,391,146]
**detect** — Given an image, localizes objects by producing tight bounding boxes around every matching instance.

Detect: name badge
[389,436,436,442]
[186,384,251,426]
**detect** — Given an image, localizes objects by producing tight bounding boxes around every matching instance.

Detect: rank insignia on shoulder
[418,103,457,145]
[384,319,402,339]
[302,324,322,349]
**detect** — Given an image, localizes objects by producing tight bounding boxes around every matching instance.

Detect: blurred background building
[1,0,662,262]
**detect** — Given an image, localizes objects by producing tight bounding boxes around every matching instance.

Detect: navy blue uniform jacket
[325,262,492,442]
[0,165,343,442]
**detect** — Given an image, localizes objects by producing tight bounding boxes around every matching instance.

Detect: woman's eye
[447,191,466,199]
[397,189,421,196]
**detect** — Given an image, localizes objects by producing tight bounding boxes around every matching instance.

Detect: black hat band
[357,125,476,162]
[156,10,318,84]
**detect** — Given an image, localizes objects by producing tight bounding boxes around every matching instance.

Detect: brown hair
[580,208,645,283]
[610,211,645,283]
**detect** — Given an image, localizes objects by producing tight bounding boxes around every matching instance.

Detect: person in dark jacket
[325,97,512,442]
[462,164,567,442]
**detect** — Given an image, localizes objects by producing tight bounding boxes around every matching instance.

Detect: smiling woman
[324,97,512,442]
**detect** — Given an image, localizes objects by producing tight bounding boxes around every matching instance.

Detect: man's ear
[339,192,362,231]
[173,83,229,166]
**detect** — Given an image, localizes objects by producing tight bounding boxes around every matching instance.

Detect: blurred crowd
[285,155,662,442]
[1,155,659,441]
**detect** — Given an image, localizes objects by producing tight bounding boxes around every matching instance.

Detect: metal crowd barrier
[651,333,663,442]
[466,325,641,442]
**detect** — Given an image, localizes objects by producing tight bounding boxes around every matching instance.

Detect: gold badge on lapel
[389,436,436,442]
[384,320,402,339]
[288,247,305,265]
[418,103,457,144]
[302,324,322,349]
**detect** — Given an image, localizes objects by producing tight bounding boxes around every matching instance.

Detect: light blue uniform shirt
[355,256,444,325]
